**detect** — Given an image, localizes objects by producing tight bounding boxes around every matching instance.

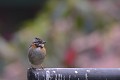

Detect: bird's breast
[28,47,46,65]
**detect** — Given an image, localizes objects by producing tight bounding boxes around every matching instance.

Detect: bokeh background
[1,0,120,80]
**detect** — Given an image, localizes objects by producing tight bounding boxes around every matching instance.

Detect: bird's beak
[42,41,46,44]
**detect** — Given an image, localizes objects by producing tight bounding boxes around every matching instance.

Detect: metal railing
[27,68,120,80]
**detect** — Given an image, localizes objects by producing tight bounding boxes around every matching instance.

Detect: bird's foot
[41,65,44,70]
[30,66,36,70]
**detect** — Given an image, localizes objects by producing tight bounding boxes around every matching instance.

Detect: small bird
[28,38,46,69]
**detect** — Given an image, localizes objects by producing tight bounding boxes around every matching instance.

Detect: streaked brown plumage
[28,38,46,69]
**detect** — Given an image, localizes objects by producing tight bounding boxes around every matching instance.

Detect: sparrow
[28,37,46,69]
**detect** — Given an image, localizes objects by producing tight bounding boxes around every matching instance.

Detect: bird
[28,37,46,69]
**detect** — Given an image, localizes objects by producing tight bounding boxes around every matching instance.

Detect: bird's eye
[34,43,39,47]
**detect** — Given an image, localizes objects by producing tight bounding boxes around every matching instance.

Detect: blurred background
[1,0,120,80]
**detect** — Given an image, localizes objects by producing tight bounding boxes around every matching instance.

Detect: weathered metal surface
[27,68,120,80]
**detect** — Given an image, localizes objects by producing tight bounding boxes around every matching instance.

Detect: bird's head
[33,37,46,48]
